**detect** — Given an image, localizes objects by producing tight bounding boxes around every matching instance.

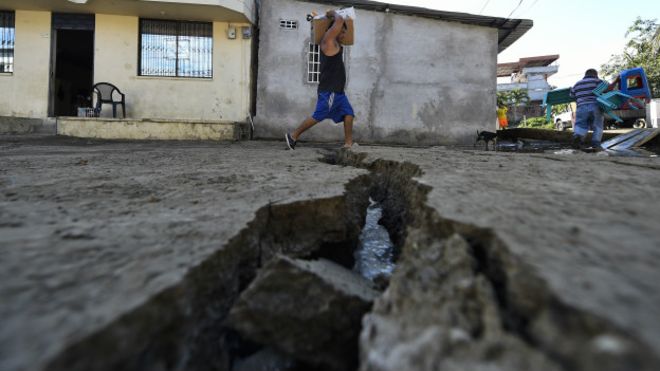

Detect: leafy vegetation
[516,117,554,130]
[497,89,530,107]
[551,103,572,116]
[601,17,660,97]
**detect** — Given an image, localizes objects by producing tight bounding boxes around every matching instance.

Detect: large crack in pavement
[334,149,660,371]
[42,148,659,371]
[44,190,372,371]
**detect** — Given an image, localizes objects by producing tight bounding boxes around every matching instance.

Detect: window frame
[626,74,643,90]
[306,43,321,84]
[138,18,213,79]
[0,10,16,74]
[279,19,298,30]
[306,43,346,84]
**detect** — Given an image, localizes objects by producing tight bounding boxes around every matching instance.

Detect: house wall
[0,10,51,118]
[254,0,499,145]
[500,66,557,102]
[94,14,252,121]
[0,11,252,122]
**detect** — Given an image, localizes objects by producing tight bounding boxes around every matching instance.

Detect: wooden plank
[632,128,660,148]
[498,128,620,143]
[600,129,644,149]
[609,129,659,150]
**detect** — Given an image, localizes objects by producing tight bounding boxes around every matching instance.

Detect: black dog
[474,130,498,151]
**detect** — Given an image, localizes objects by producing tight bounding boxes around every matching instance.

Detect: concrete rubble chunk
[359,233,563,371]
[226,254,379,371]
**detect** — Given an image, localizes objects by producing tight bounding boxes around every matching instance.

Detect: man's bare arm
[321,11,344,56]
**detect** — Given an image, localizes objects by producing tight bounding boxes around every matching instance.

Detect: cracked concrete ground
[1,135,660,371]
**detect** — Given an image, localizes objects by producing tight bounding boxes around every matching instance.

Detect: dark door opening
[49,14,95,117]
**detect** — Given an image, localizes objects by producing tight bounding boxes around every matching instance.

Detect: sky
[384,0,660,88]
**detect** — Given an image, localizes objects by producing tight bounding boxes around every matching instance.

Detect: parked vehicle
[604,67,652,129]
[553,108,574,131]
[544,67,654,129]
[647,99,660,128]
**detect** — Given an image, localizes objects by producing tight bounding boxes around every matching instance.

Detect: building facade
[255,0,532,145]
[497,55,559,103]
[0,0,255,124]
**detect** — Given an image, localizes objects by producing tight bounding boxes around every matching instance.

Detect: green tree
[551,103,571,116]
[601,17,660,97]
[496,89,529,107]
[497,89,530,124]
[653,26,660,55]
[496,90,511,107]
[509,88,530,106]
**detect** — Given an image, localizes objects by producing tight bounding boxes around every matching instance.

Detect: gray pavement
[1,135,659,370]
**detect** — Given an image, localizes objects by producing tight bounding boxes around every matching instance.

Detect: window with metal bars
[307,43,320,83]
[139,19,213,78]
[279,20,298,29]
[0,11,15,73]
[306,43,346,84]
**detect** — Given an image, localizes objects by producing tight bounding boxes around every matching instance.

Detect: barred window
[0,11,15,73]
[139,19,212,78]
[280,20,298,29]
[306,43,345,84]
[307,43,320,83]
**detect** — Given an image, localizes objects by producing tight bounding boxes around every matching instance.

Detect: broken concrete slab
[337,146,660,370]
[227,255,378,371]
[2,137,660,370]
[360,233,563,371]
[0,137,369,371]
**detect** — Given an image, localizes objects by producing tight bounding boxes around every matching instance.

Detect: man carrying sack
[285,9,356,150]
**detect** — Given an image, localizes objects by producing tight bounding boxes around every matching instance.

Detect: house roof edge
[295,0,533,52]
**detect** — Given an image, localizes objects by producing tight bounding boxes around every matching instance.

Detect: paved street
[1,136,659,370]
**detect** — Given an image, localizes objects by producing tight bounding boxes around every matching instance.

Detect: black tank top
[318,47,346,93]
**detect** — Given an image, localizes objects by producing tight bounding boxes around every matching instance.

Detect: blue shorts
[312,92,355,123]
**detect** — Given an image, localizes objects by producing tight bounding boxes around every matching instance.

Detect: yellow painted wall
[0,11,252,122]
[58,117,238,141]
[0,11,51,118]
[94,14,252,121]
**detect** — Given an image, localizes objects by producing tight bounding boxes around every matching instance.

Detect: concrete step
[0,116,56,135]
[57,117,250,141]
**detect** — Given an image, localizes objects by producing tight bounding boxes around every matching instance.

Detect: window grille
[0,11,15,73]
[306,43,346,84]
[279,20,298,29]
[139,19,213,78]
[307,43,320,83]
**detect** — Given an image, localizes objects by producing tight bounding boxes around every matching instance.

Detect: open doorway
[49,14,94,117]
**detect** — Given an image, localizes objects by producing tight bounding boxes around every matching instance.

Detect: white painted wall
[0,10,51,118]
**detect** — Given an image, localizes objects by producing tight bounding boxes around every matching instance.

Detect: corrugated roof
[298,0,533,53]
